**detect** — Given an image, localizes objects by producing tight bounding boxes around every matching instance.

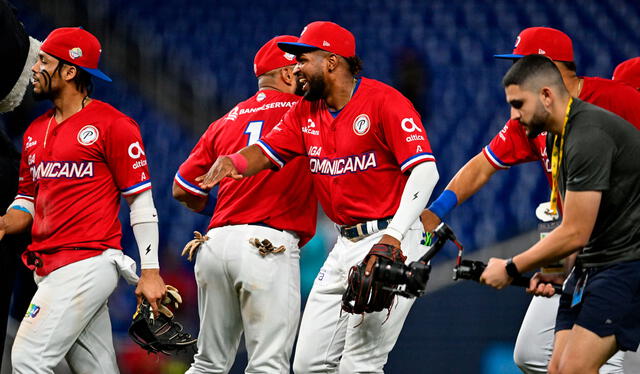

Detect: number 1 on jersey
[244,121,264,146]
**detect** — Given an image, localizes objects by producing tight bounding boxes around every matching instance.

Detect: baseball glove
[182,231,209,261]
[128,285,197,355]
[342,243,407,315]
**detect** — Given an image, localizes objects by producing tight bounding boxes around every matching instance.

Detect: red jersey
[17,100,152,275]
[175,90,317,246]
[484,76,640,184]
[257,77,435,226]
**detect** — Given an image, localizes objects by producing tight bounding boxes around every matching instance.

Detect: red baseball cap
[495,27,574,62]
[613,57,640,90]
[278,21,355,58]
[254,35,298,77]
[41,27,112,82]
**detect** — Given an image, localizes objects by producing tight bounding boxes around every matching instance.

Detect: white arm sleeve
[128,189,160,269]
[8,198,35,216]
[385,162,439,242]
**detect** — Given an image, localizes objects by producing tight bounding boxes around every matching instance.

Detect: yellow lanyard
[548,97,573,215]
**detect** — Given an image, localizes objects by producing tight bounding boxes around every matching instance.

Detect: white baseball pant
[514,294,625,373]
[293,220,424,374]
[11,249,125,374]
[186,224,301,374]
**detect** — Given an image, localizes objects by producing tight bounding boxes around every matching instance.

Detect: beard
[32,70,58,101]
[522,103,549,139]
[302,71,325,102]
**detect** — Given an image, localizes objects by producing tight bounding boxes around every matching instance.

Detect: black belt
[339,218,392,240]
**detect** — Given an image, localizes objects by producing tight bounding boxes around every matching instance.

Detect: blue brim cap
[277,41,319,55]
[79,66,112,82]
[494,53,525,60]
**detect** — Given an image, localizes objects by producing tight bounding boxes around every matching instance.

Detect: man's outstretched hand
[196,156,243,189]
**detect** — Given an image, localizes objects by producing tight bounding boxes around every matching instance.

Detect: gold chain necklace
[43,96,89,149]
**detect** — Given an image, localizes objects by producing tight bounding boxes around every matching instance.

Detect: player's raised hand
[197,156,243,189]
[420,209,441,233]
[136,268,166,318]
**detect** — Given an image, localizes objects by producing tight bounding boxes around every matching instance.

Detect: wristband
[505,258,521,278]
[227,153,248,174]
[427,190,458,220]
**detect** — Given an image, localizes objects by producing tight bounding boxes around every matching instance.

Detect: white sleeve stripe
[400,154,436,172]
[9,198,35,216]
[121,181,152,196]
[482,146,510,169]
[256,140,285,168]
[15,194,34,201]
[174,173,208,196]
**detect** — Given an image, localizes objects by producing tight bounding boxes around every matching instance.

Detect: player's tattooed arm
[421,153,498,232]
[197,145,273,188]
[0,208,33,240]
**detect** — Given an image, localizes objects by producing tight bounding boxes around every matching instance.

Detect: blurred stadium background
[1,0,639,373]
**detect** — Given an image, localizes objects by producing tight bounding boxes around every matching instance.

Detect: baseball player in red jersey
[172,35,317,373]
[198,21,439,373]
[0,28,166,373]
[422,27,640,374]
[613,57,640,90]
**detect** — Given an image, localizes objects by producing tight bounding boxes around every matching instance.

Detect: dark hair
[502,54,565,92]
[54,57,93,95]
[345,55,363,76]
[559,60,577,72]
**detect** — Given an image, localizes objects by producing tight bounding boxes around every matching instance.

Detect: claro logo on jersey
[30,161,94,180]
[25,136,37,149]
[302,119,320,136]
[309,151,377,176]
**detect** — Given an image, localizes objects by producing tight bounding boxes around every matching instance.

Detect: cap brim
[277,42,319,56]
[494,53,524,60]
[79,66,112,82]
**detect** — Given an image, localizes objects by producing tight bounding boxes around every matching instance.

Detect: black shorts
[555,260,640,352]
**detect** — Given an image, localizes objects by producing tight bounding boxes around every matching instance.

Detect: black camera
[377,260,432,298]
[453,259,564,292]
[453,259,486,282]
[375,222,459,298]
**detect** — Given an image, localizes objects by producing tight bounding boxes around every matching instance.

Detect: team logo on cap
[323,41,331,47]
[69,47,83,60]
[538,49,546,55]
[257,92,266,102]
[353,114,370,136]
[515,36,521,47]
[77,125,99,145]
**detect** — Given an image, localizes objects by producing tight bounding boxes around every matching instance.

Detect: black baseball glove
[342,243,407,315]
[128,285,197,355]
